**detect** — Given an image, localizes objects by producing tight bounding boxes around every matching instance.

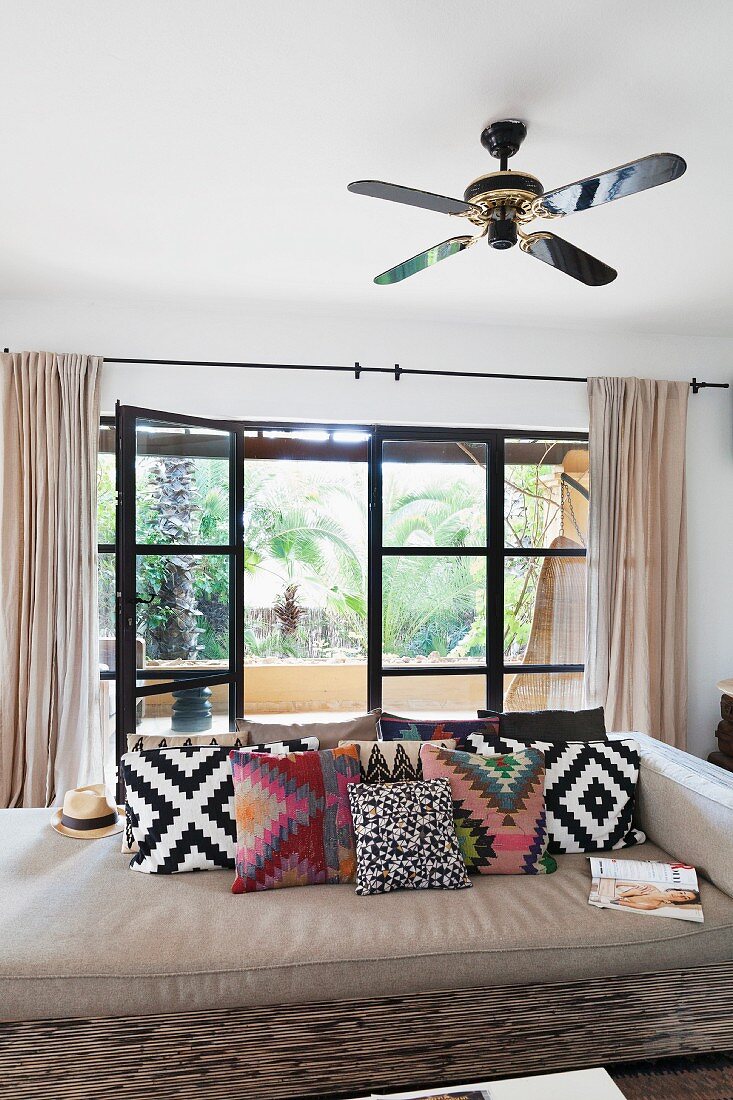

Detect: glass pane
[243,432,368,713]
[383,440,487,547]
[503,670,584,712]
[382,674,486,717]
[504,554,586,665]
[97,425,116,544]
[136,554,230,666]
[133,679,232,737]
[505,438,589,550]
[383,555,486,667]
[98,552,116,672]
[136,420,231,545]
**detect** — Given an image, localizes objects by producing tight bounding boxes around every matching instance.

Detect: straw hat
[51,784,125,839]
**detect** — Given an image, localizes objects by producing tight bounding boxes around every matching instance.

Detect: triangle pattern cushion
[420,743,556,875]
[338,738,456,783]
[229,745,361,893]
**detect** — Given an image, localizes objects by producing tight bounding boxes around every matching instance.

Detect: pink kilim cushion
[229,745,361,893]
[420,743,556,875]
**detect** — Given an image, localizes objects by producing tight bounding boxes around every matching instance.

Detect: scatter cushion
[339,738,456,783]
[348,778,472,895]
[487,735,645,854]
[121,736,318,855]
[379,716,496,749]
[477,707,608,743]
[121,746,238,874]
[229,745,361,893]
[235,711,379,750]
[420,744,556,875]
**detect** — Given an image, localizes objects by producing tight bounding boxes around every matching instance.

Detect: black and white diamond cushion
[482,735,645,854]
[348,778,472,895]
[121,735,318,856]
[122,737,319,873]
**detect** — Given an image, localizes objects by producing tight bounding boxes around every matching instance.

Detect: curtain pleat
[0,351,102,807]
[584,376,688,746]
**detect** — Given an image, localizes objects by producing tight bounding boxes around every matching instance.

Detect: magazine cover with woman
[588,857,703,923]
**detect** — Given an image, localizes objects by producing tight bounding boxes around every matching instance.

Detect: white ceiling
[1,1,731,335]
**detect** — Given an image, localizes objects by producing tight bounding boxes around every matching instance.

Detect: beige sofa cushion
[235,711,379,750]
[617,732,733,899]
[1,809,731,1023]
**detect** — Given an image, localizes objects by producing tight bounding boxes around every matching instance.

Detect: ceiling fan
[348,119,686,286]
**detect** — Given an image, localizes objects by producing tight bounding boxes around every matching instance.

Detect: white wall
[2,296,731,757]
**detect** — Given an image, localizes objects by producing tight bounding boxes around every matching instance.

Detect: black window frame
[100,410,587,785]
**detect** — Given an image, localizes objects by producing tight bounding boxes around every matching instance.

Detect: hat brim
[50,807,125,839]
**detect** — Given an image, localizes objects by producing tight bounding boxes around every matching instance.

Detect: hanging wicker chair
[503,534,586,711]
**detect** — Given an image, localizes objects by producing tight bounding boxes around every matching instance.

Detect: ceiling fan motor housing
[463,170,544,206]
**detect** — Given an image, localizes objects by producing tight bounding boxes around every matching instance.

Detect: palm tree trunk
[147,456,201,661]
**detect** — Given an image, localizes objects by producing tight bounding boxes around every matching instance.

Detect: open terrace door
[115,405,243,796]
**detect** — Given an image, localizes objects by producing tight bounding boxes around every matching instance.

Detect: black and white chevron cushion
[122,737,319,874]
[464,734,645,855]
[515,737,643,854]
[121,735,318,856]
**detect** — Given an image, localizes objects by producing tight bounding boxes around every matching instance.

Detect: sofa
[1,732,732,1100]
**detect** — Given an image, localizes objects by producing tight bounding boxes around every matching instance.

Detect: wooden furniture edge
[1,963,732,1099]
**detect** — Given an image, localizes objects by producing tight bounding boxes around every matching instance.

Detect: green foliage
[99,445,562,665]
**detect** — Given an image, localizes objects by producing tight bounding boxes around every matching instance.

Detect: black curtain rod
[4,350,729,393]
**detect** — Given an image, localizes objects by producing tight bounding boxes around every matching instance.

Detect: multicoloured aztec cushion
[122,746,237,874]
[229,745,361,893]
[420,744,556,875]
[121,735,318,855]
[339,738,456,783]
[378,716,497,749]
[483,735,646,855]
[348,778,472,895]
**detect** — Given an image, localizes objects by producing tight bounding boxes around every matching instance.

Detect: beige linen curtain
[584,376,688,746]
[0,352,102,807]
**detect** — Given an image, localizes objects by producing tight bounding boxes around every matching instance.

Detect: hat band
[60,809,118,831]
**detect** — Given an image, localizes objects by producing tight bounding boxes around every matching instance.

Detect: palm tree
[142,456,202,661]
[242,465,367,653]
[381,478,486,660]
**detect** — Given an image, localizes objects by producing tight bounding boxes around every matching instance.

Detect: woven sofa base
[1,964,732,1100]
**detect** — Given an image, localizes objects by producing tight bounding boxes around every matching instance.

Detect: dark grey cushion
[477,706,608,743]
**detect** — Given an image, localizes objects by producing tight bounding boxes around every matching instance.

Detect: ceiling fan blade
[374,235,475,285]
[540,153,686,217]
[348,180,480,217]
[521,232,617,286]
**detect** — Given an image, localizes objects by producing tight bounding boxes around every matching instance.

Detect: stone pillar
[171,686,213,733]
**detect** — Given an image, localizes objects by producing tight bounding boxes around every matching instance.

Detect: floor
[609,1051,733,1099]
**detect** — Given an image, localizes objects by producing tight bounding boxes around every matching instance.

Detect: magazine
[588,857,703,923]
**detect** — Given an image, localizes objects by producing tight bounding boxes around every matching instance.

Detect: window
[375,432,491,715]
[101,413,588,767]
[503,438,589,710]
[242,428,369,713]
